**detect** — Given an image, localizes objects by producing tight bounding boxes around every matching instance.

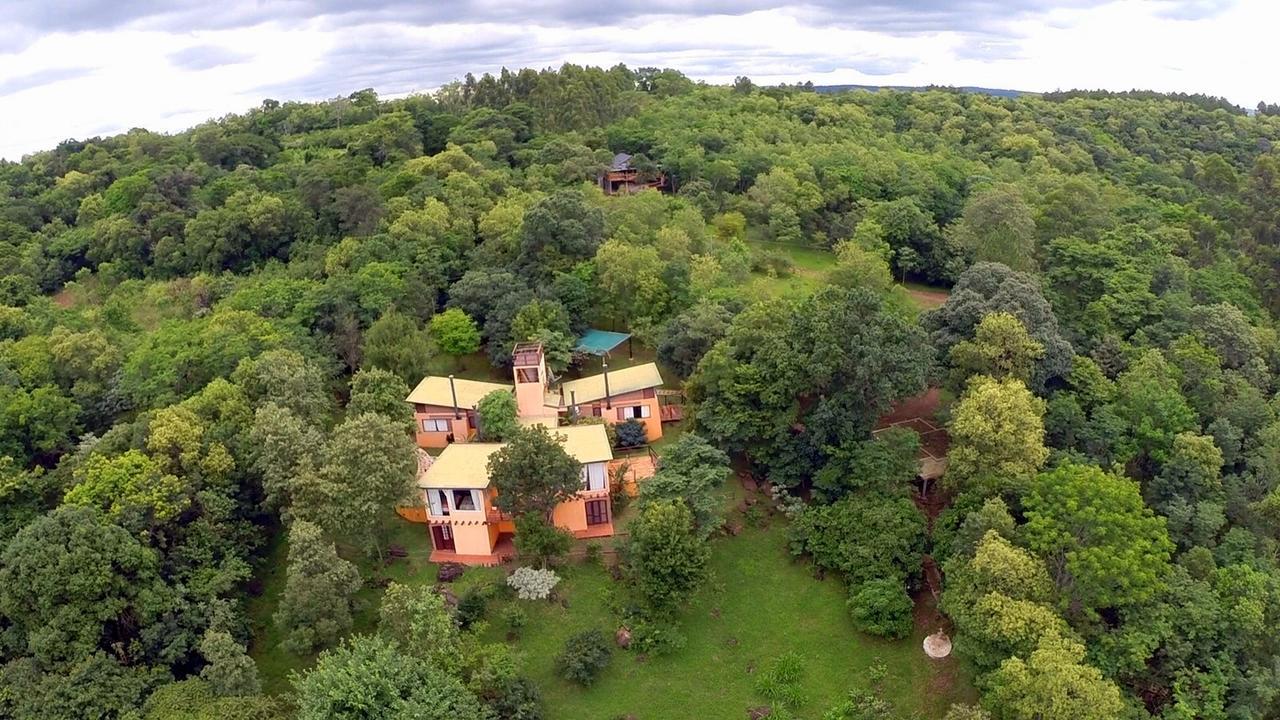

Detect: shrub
[502,605,528,638]
[615,419,647,448]
[456,589,487,629]
[507,566,561,600]
[754,651,806,711]
[750,247,795,277]
[556,629,612,686]
[848,579,914,640]
[583,542,602,565]
[513,515,573,568]
[629,616,687,656]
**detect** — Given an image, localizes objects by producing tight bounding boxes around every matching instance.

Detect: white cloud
[0,0,1275,160]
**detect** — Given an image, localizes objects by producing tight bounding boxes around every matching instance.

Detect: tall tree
[1022,463,1174,615]
[292,635,486,720]
[291,413,417,557]
[488,425,581,519]
[361,310,433,385]
[274,520,362,656]
[628,500,710,613]
[0,505,169,667]
[946,376,1049,498]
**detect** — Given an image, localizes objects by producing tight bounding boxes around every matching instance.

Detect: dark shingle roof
[610,152,632,171]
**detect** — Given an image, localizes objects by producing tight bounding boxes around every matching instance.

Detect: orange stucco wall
[413,405,473,448]
[577,390,662,442]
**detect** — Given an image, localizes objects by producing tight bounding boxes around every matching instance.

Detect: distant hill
[812,84,1031,99]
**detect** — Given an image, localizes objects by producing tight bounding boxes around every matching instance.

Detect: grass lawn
[478,520,975,720]
[746,240,951,311]
[250,507,975,717]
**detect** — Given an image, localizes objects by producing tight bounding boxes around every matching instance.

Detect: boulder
[436,562,466,582]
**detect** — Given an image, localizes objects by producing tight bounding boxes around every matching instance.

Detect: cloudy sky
[0,0,1275,160]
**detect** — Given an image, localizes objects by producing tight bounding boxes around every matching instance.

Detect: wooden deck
[428,535,515,566]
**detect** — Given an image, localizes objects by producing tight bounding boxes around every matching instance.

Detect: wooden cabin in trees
[598,153,668,195]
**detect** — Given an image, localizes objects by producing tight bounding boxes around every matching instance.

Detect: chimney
[570,390,578,420]
[448,374,460,419]
[602,359,612,410]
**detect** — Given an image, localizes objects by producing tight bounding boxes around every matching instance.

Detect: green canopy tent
[573,329,632,358]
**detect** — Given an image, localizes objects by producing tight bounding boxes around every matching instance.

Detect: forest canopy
[1,63,1280,720]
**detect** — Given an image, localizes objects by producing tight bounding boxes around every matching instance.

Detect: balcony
[578,487,610,501]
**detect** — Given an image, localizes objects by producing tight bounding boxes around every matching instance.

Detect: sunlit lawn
[249,510,975,717]
[476,519,975,720]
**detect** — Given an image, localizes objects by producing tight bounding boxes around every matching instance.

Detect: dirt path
[903,286,949,309]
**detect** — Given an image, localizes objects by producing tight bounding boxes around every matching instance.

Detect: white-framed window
[422,418,451,433]
[617,404,650,420]
[580,462,606,491]
[428,489,447,516]
[451,489,481,512]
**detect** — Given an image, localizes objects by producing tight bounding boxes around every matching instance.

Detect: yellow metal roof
[405,376,511,409]
[553,424,614,464]
[558,363,663,404]
[416,424,613,489]
[418,443,504,489]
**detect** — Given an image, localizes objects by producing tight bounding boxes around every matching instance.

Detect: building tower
[511,342,550,420]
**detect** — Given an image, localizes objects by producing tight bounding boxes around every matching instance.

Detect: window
[580,463,606,491]
[428,489,447,516]
[585,499,610,526]
[422,418,451,433]
[452,489,479,512]
[617,405,650,420]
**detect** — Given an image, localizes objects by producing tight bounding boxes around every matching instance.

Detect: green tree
[475,389,518,441]
[429,308,481,365]
[248,402,321,511]
[488,426,581,519]
[198,629,261,697]
[64,449,190,524]
[847,578,914,639]
[378,582,459,669]
[231,348,332,422]
[950,185,1037,271]
[789,494,926,588]
[0,505,169,667]
[291,413,417,557]
[946,376,1048,498]
[274,520,362,656]
[347,368,413,425]
[636,433,730,538]
[628,500,710,613]
[1022,463,1174,614]
[362,310,432,385]
[947,312,1044,389]
[943,531,1068,670]
[292,635,486,720]
[984,635,1125,720]
[923,262,1073,391]
[657,300,734,378]
[1109,349,1197,469]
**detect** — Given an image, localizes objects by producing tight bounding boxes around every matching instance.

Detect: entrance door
[431,525,455,551]
[585,499,610,526]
